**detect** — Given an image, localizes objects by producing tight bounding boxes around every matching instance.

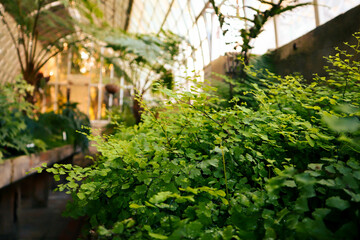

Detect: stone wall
[204,55,227,82]
[270,4,360,80]
[0,11,21,84]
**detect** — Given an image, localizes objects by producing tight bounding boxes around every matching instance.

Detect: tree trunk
[23,70,38,104]
[22,69,47,104]
[132,95,143,124]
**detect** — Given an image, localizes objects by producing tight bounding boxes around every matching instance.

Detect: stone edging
[0,145,76,189]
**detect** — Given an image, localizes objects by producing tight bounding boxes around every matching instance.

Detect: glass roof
[1,0,359,120]
[98,0,129,29]
[1,0,359,84]
[97,0,360,79]
[1,0,359,73]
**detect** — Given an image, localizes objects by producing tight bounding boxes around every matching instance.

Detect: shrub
[0,78,90,162]
[46,37,360,239]
[26,102,90,151]
[0,77,40,161]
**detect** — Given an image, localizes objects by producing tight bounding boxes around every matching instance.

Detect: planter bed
[0,145,78,189]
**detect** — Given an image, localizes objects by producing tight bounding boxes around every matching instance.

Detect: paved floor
[0,147,98,240]
[16,191,83,240]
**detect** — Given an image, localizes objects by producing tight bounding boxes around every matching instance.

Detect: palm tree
[1,0,182,123]
[106,30,182,124]
[86,26,182,123]
[0,0,101,103]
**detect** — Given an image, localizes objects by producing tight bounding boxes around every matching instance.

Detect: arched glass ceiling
[3,0,356,120]
[2,0,356,83]
[127,0,211,77]
[98,0,129,29]
[2,0,360,80]
[212,0,360,54]
[97,0,360,78]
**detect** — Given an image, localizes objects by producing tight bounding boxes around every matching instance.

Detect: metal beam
[113,0,116,27]
[271,0,279,48]
[195,1,211,22]
[158,0,176,33]
[97,47,104,120]
[313,0,320,27]
[124,0,134,31]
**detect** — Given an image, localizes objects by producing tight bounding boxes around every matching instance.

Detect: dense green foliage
[0,78,90,162]
[26,102,90,151]
[45,40,360,239]
[211,54,275,109]
[0,77,39,161]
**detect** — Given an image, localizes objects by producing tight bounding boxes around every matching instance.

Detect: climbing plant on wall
[210,0,310,65]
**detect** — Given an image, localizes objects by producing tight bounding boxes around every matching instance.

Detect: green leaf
[77,192,85,200]
[113,222,124,234]
[149,232,168,239]
[54,175,60,181]
[221,197,229,205]
[215,189,226,197]
[98,226,111,236]
[347,159,360,170]
[283,180,296,188]
[126,219,136,228]
[222,225,234,240]
[276,208,290,223]
[295,173,316,185]
[308,164,323,171]
[184,221,203,238]
[305,135,315,147]
[317,179,336,187]
[312,208,331,220]
[129,203,146,209]
[353,171,360,180]
[323,114,360,133]
[149,191,173,204]
[295,197,309,212]
[344,189,360,202]
[326,196,350,210]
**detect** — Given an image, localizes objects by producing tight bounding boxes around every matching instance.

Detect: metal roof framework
[2,0,359,79]
[97,0,360,78]
[1,0,359,120]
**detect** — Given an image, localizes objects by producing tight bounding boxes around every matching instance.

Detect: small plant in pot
[105,83,120,94]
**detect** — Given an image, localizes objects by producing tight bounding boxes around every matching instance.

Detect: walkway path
[16,191,83,240]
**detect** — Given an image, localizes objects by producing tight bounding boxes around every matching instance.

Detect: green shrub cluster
[46,39,360,239]
[0,77,37,161]
[0,78,90,162]
[25,102,90,152]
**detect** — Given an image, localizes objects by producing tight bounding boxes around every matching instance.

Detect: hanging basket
[105,84,119,94]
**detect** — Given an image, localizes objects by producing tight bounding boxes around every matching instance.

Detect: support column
[313,0,320,27]
[97,47,104,120]
[87,56,93,117]
[272,0,279,48]
[54,54,60,112]
[109,64,114,109]
[119,76,124,110]
[66,48,72,103]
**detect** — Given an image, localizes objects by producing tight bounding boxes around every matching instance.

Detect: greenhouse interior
[0,0,360,239]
